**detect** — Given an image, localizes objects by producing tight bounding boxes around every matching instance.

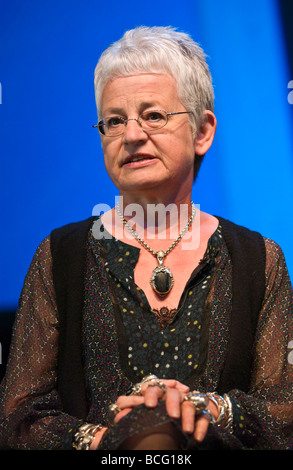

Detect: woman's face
[100,73,196,198]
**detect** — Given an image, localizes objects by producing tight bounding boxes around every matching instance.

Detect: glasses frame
[92,110,192,137]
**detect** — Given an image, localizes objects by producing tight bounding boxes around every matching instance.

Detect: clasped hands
[110,375,219,443]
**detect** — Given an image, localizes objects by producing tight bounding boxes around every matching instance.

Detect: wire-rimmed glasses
[92,110,192,137]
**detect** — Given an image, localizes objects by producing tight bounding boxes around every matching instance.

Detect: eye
[142,111,165,122]
[105,116,124,128]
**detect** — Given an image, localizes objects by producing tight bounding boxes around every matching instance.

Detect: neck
[115,193,194,243]
[118,188,193,227]
[119,180,193,207]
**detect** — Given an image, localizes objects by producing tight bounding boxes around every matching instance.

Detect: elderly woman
[0,26,292,451]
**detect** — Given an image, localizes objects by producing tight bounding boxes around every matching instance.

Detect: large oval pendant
[150,265,174,296]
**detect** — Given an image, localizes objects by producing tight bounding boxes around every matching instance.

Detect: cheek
[162,134,195,166]
[101,145,117,181]
[102,141,119,166]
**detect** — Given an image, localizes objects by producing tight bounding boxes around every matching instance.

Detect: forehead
[101,73,181,113]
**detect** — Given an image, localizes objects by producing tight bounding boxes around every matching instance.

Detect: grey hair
[94,26,214,136]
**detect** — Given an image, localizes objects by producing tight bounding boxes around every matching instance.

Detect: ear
[194,110,217,156]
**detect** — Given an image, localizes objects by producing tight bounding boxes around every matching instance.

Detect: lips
[122,153,156,165]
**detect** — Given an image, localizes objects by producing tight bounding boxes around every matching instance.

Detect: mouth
[122,153,158,167]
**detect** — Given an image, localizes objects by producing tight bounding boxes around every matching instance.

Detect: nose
[123,118,148,144]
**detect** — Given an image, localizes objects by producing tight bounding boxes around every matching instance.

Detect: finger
[164,387,183,419]
[115,407,133,423]
[161,379,190,394]
[143,383,165,407]
[181,400,197,434]
[116,395,144,409]
[193,413,211,442]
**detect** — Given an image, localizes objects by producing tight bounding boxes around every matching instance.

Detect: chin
[118,174,170,192]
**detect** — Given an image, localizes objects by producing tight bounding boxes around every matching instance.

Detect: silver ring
[130,383,143,396]
[146,380,167,393]
[200,409,216,424]
[108,403,121,423]
[183,391,209,414]
[130,374,159,396]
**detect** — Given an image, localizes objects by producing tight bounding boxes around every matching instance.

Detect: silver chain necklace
[116,201,196,296]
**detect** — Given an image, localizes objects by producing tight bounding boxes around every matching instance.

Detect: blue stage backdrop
[1,0,292,310]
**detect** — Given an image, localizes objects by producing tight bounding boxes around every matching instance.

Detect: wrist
[72,423,104,450]
[90,427,108,450]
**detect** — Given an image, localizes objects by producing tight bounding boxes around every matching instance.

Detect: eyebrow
[103,107,125,116]
[103,102,162,116]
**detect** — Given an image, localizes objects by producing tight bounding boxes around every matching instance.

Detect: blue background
[1,0,293,310]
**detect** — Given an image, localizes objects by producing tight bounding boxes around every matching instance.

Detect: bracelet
[207,392,233,431]
[223,394,233,431]
[72,423,103,450]
[207,392,226,425]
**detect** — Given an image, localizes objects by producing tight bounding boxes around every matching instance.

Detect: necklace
[116,201,196,296]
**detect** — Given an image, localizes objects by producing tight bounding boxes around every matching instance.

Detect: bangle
[72,423,103,450]
[223,394,233,431]
[207,392,226,425]
[207,392,233,431]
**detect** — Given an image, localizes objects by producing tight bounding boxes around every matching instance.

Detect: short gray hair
[94,26,214,136]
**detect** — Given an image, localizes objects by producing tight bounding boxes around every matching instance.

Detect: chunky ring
[130,374,159,396]
[130,383,143,396]
[200,409,216,424]
[183,391,209,414]
[108,403,121,423]
[146,380,167,393]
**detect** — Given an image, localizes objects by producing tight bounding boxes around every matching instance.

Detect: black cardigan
[50,216,266,420]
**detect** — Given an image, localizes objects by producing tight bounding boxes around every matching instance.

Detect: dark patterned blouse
[0,222,292,450]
